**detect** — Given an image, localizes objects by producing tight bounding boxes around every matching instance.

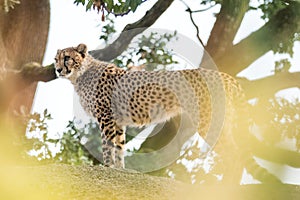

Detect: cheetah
[55,44,280,183]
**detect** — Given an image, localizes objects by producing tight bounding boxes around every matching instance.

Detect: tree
[1,0,300,186]
[0,0,51,122]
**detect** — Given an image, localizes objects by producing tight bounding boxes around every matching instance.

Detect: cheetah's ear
[76,43,87,58]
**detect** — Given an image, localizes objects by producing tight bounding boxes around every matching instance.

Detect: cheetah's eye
[64,56,70,62]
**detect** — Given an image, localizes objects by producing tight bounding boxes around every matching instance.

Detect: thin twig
[179,0,205,46]
[186,8,205,47]
[190,4,216,13]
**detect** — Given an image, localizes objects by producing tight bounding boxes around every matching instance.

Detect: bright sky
[32,0,300,183]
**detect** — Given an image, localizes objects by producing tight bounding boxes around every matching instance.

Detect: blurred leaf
[105,0,114,9]
[86,0,94,11]
[73,0,144,15]
[130,0,142,12]
[99,15,116,45]
[256,0,288,20]
[113,31,178,69]
[73,0,85,6]
[274,58,291,74]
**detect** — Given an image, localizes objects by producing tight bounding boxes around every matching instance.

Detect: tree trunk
[205,0,249,60]
[0,0,50,117]
[0,0,50,138]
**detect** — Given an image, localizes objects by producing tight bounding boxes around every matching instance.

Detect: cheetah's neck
[82,53,107,69]
[69,53,107,84]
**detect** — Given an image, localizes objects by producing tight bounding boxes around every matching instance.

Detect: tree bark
[205,0,250,60]
[239,72,300,99]
[0,0,50,115]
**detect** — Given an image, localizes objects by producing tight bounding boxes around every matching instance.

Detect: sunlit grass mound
[0,163,184,200]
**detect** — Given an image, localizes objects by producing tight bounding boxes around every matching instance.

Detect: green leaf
[43,109,48,117]
[113,59,123,66]
[104,0,113,9]
[74,0,85,6]
[129,0,142,12]
[47,139,60,143]
[125,0,131,8]
[86,0,94,11]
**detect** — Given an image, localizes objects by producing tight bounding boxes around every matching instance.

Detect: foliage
[99,15,116,44]
[252,0,299,56]
[73,0,145,16]
[252,97,300,151]
[21,109,55,161]
[22,110,102,165]
[253,0,289,20]
[97,13,179,71]
[96,14,179,69]
[54,120,102,165]
[113,31,179,70]
[273,58,291,74]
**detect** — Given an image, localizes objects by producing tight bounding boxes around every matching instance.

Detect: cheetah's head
[55,43,87,79]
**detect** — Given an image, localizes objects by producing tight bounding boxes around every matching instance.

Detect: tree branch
[238,71,300,99]
[246,133,300,168]
[89,0,174,61]
[205,0,250,59]
[4,62,57,83]
[20,62,57,82]
[216,2,300,76]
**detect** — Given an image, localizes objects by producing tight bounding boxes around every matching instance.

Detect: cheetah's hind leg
[114,126,125,168]
[101,132,116,167]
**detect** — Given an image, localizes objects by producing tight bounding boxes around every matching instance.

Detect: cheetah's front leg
[99,118,125,168]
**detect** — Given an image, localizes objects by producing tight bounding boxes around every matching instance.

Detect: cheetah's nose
[56,68,63,73]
